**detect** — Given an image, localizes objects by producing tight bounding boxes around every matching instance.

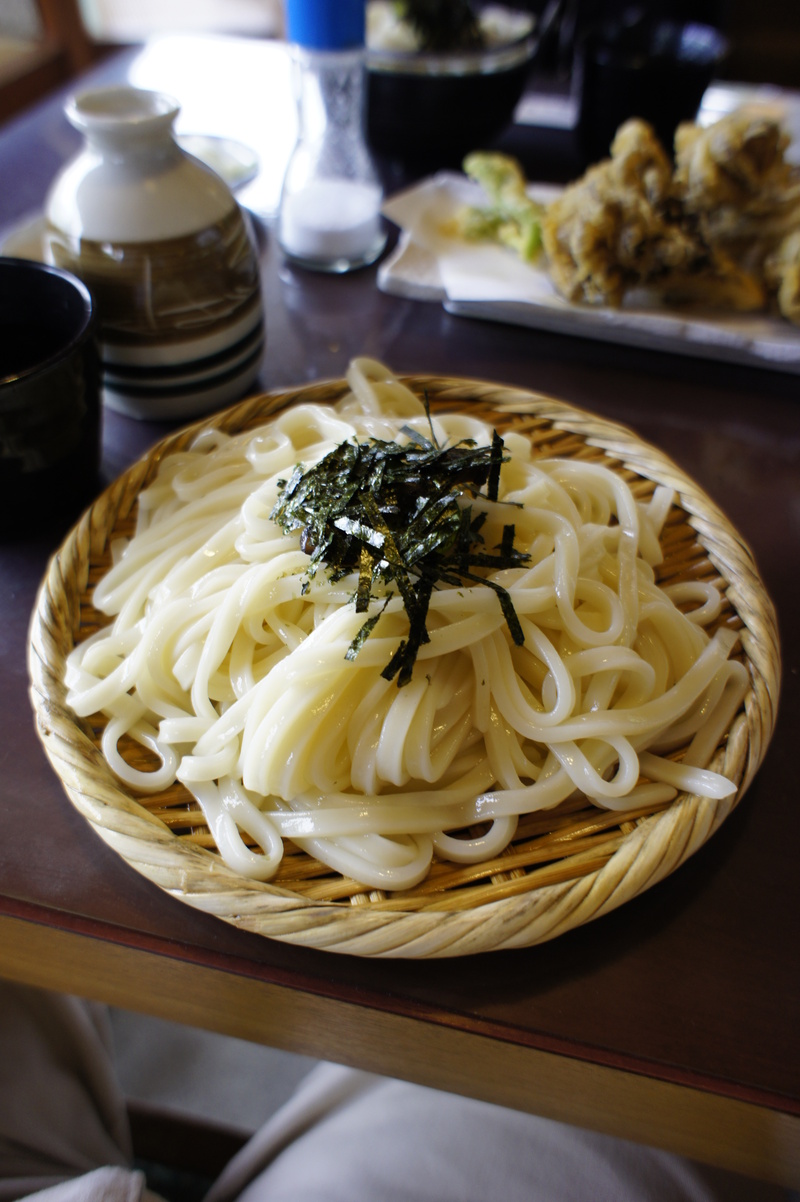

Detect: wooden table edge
[0,905,796,1189]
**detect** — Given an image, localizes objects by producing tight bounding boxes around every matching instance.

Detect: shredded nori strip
[271,419,529,686]
[400,0,485,51]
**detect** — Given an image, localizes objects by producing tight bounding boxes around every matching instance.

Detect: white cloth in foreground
[0,982,789,1202]
[0,983,132,1200]
[205,1062,787,1202]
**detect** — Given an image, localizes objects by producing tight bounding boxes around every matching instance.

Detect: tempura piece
[765,228,800,325]
[453,151,544,262]
[674,109,800,247]
[542,120,671,304]
[605,117,674,204]
[650,253,767,313]
[541,171,670,305]
[542,118,767,312]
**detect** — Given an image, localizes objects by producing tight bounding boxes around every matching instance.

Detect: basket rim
[27,373,782,957]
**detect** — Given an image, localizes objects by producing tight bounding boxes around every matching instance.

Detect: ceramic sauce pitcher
[44,86,264,420]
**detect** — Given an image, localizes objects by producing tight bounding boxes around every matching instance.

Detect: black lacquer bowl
[366,5,539,168]
[0,256,100,538]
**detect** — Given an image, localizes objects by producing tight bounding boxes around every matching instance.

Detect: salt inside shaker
[278,0,386,273]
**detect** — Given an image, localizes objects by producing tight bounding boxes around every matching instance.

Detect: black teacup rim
[0,256,95,386]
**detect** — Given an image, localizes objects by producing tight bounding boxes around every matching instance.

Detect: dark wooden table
[1,37,798,1189]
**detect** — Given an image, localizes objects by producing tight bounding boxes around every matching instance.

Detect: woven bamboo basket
[28,376,781,958]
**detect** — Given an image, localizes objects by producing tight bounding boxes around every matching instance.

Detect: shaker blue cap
[285,0,365,49]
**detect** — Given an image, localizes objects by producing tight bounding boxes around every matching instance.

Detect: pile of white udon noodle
[66,358,748,892]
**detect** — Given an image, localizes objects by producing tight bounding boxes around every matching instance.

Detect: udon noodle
[66,358,748,891]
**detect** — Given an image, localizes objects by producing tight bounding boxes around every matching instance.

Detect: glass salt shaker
[278,0,386,273]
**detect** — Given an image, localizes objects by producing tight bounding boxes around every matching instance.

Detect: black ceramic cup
[575,15,729,164]
[0,257,101,538]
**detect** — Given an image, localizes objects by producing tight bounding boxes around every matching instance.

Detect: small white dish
[177,133,259,191]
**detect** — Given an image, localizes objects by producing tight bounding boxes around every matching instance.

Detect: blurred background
[0,0,797,128]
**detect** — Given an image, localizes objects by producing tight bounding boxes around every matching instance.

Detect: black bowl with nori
[366,4,540,169]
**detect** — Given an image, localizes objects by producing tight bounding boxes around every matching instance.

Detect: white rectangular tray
[379,174,800,375]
